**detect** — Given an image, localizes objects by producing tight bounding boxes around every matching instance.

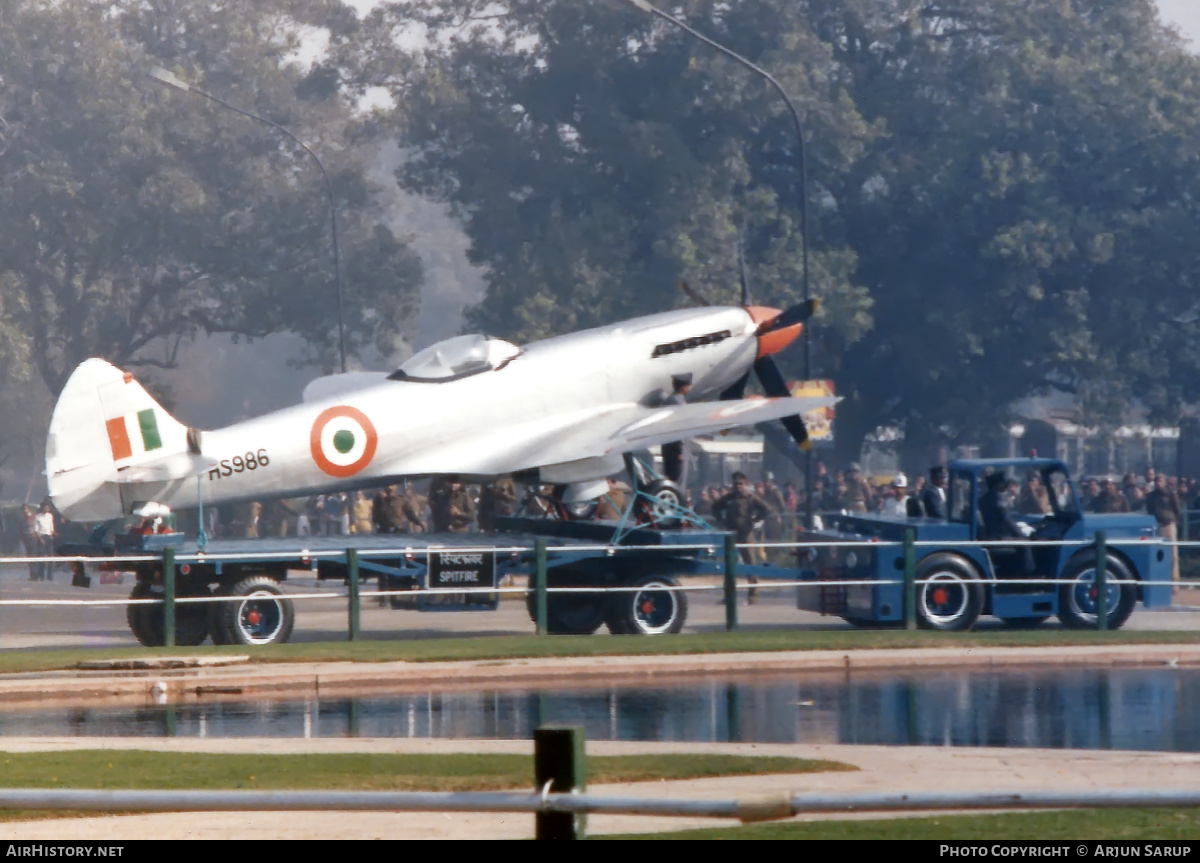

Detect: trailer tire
[126,584,163,647]
[209,585,231,645]
[1057,551,1136,630]
[524,590,606,634]
[606,574,688,635]
[915,554,983,631]
[126,583,211,647]
[214,576,295,646]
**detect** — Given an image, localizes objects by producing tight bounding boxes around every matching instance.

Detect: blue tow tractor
[797,458,1172,630]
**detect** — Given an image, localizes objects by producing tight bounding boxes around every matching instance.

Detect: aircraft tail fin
[46,359,194,522]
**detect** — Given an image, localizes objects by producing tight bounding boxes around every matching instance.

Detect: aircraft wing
[591,396,840,456]
[378,396,838,479]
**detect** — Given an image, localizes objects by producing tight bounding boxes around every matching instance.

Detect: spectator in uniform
[351,491,373,535]
[760,472,787,540]
[596,478,629,521]
[372,486,395,534]
[1091,479,1130,513]
[1016,473,1052,516]
[1145,474,1182,600]
[838,463,872,513]
[712,472,769,603]
[390,484,425,533]
[432,478,476,533]
[478,476,517,532]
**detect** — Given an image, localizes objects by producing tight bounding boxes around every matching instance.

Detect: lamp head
[148,67,192,93]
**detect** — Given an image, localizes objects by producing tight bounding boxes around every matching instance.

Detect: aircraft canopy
[389,335,521,382]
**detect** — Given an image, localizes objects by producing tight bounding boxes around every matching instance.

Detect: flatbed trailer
[65,516,797,646]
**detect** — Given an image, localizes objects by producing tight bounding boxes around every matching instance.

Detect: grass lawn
[606,808,1200,840]
[0,629,1197,674]
[0,750,853,820]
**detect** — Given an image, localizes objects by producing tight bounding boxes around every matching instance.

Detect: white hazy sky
[338,2,1199,46]
[1158,0,1200,45]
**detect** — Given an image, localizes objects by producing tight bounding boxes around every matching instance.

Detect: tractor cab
[947,457,1081,578]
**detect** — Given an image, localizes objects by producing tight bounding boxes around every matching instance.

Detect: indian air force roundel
[310,406,379,477]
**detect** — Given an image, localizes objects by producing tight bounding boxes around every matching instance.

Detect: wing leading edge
[377,396,838,480]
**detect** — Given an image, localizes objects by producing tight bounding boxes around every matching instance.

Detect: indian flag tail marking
[106,417,133,462]
[138,409,163,451]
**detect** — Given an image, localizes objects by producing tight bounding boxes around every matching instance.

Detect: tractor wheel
[1057,552,1136,630]
[914,554,984,631]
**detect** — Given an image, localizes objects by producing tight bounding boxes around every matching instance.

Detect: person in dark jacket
[980,471,1034,573]
[921,466,948,519]
[659,373,693,486]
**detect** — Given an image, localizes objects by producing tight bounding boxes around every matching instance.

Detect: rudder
[46,359,190,522]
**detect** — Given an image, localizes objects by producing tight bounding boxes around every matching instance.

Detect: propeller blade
[719,372,750,401]
[757,298,820,335]
[753,356,811,451]
[677,280,712,307]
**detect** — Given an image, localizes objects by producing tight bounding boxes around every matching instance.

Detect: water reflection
[1,667,1197,751]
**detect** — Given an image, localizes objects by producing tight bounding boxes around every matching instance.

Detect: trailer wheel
[209,585,231,645]
[1057,552,1136,630]
[606,575,688,635]
[213,576,295,646]
[631,480,685,530]
[126,583,211,647]
[915,554,983,631]
[524,589,606,634]
[126,584,163,647]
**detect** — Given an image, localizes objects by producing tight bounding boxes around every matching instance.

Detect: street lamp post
[617,0,816,525]
[148,67,348,375]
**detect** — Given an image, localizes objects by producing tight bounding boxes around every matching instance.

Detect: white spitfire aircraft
[46,297,833,523]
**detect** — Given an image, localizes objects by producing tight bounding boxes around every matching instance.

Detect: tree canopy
[0,0,423,401]
[341,0,1200,461]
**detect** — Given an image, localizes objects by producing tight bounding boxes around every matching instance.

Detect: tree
[352,0,1200,464]
[0,0,423,400]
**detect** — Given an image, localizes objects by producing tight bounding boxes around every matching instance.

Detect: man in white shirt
[33,500,56,582]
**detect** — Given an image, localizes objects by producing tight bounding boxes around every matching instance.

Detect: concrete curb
[0,643,1195,706]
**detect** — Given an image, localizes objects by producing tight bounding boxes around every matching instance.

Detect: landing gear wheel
[550,485,599,521]
[1057,552,1136,630]
[213,576,295,646]
[999,616,1050,630]
[914,554,984,631]
[606,575,688,635]
[634,480,685,530]
[126,583,212,647]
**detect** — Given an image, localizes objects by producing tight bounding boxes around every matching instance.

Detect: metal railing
[0,529,1185,645]
[0,725,1197,839]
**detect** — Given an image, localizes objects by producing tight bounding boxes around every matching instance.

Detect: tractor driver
[979,471,1035,573]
